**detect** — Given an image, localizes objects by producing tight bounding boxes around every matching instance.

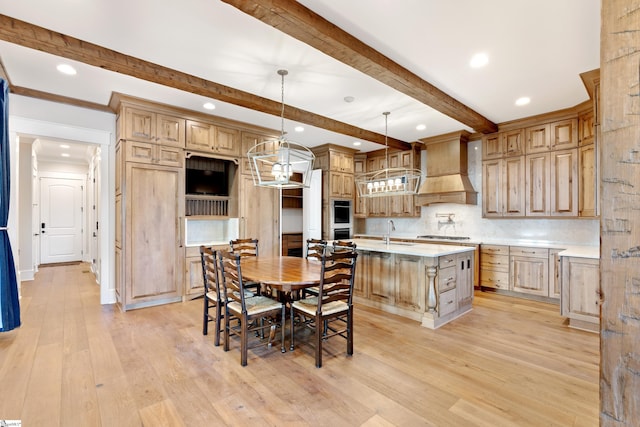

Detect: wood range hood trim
[416,130,477,206]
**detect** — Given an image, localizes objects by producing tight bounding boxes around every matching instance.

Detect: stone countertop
[354,234,599,259]
[557,246,600,259]
[348,238,475,257]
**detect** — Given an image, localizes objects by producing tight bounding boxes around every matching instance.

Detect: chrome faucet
[384,219,396,245]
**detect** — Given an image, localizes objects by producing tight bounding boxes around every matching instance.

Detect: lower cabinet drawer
[438,266,456,293]
[439,288,457,316]
[480,270,509,289]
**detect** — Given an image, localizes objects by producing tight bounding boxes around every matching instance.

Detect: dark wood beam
[0,14,410,150]
[221,0,498,134]
[10,86,113,113]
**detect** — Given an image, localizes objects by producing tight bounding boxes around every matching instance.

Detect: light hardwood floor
[0,262,599,426]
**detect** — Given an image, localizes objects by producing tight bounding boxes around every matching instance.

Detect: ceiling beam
[0,14,411,150]
[10,86,113,113]
[221,0,498,135]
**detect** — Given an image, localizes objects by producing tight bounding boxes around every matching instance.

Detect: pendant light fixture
[246,69,315,188]
[355,112,422,198]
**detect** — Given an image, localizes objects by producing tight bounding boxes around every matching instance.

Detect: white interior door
[40,177,84,264]
[303,169,322,247]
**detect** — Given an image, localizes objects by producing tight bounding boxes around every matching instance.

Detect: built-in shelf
[186,195,230,216]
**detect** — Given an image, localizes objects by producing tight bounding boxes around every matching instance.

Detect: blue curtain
[0,78,20,332]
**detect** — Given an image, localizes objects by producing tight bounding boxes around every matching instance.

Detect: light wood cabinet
[525,153,550,216]
[578,144,597,217]
[124,107,185,147]
[549,249,563,299]
[186,119,240,156]
[329,150,354,173]
[353,154,367,218]
[119,162,184,310]
[368,251,394,303]
[482,133,502,160]
[311,145,357,237]
[510,246,549,297]
[329,171,354,198]
[482,157,525,217]
[524,148,578,217]
[240,131,279,176]
[353,250,370,298]
[579,111,595,146]
[395,254,424,311]
[457,252,474,307]
[482,129,524,159]
[550,148,578,216]
[123,140,184,168]
[561,256,600,332]
[550,119,579,151]
[366,156,387,217]
[480,245,509,290]
[525,123,550,154]
[239,175,279,258]
[388,150,420,217]
[526,119,578,153]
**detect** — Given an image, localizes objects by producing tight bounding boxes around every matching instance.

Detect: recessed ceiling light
[515,97,531,106]
[344,96,355,103]
[353,141,361,146]
[61,153,70,158]
[469,53,489,68]
[56,64,77,75]
[203,102,215,110]
[416,124,426,131]
[294,126,304,132]
[60,144,70,149]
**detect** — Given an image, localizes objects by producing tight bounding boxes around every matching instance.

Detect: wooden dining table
[240,256,322,352]
[239,255,322,294]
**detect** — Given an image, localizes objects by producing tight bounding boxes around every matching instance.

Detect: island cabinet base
[421,304,473,330]
[352,239,475,329]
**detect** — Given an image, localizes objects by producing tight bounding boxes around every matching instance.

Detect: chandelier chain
[278,69,288,138]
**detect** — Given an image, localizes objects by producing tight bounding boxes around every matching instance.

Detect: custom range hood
[415,130,477,205]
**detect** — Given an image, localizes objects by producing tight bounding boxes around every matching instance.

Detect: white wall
[282,208,303,233]
[363,139,599,246]
[9,95,116,304]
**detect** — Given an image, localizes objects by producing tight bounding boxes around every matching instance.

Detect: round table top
[240,256,322,292]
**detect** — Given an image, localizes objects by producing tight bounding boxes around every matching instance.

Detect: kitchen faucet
[384,219,396,245]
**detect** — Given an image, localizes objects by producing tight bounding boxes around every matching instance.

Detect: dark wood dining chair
[289,250,358,367]
[306,238,327,260]
[201,246,224,346]
[229,238,259,257]
[302,238,327,297]
[219,250,285,366]
[332,240,357,253]
[229,238,261,295]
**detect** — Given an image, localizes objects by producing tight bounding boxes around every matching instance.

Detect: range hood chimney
[416,130,477,205]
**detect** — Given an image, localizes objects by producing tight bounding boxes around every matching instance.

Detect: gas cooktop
[417,235,471,241]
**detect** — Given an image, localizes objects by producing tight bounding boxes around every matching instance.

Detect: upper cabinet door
[186,120,213,152]
[550,119,578,151]
[502,129,525,157]
[482,133,502,160]
[125,108,156,143]
[156,114,186,148]
[525,124,550,154]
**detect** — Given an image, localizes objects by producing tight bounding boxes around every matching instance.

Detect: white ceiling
[0,0,600,163]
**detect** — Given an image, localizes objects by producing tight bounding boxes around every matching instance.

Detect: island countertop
[347,238,476,257]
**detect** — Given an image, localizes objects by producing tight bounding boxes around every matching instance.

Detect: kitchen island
[349,239,475,329]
